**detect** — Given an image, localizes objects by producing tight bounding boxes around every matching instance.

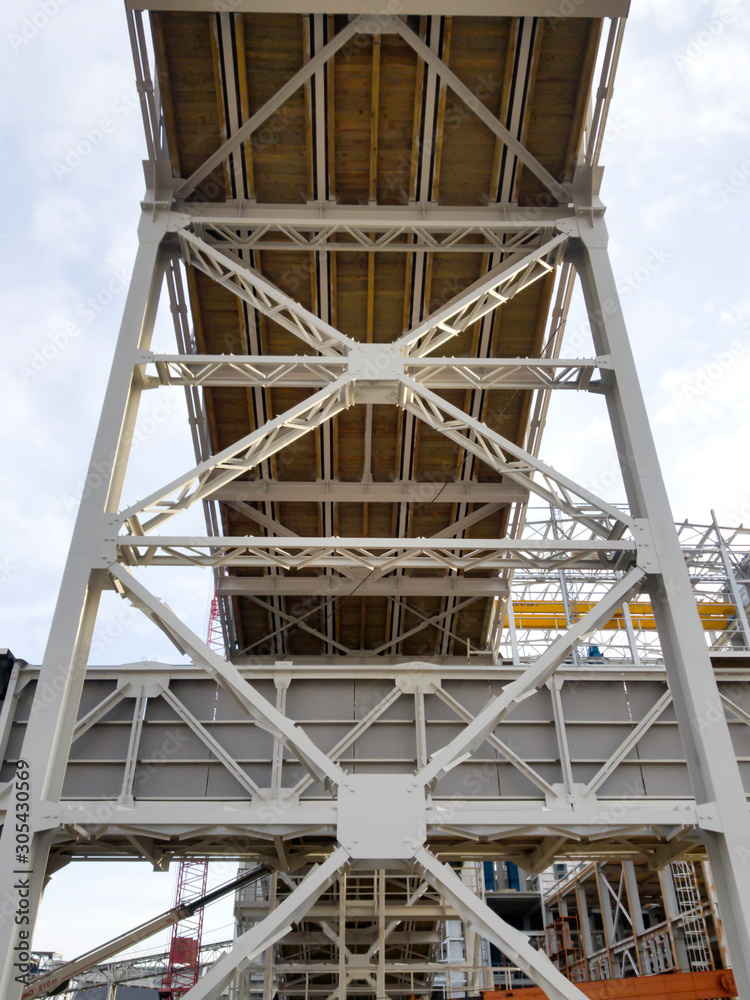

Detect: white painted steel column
[622,861,645,974]
[711,509,750,647]
[595,867,620,978]
[0,209,168,1000]
[574,209,750,995]
[574,882,595,965]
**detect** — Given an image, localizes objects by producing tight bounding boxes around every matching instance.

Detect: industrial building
[3,2,749,1000]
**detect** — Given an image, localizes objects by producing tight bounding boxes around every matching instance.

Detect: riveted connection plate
[348,343,404,381]
[337,774,426,859]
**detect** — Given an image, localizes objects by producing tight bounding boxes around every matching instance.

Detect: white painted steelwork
[2,5,749,1000]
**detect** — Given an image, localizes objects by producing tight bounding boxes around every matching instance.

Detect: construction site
[3,2,750,1000]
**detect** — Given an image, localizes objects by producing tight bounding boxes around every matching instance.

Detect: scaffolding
[494,508,750,664]
[539,856,730,985]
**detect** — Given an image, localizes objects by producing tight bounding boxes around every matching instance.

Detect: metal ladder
[670,861,714,971]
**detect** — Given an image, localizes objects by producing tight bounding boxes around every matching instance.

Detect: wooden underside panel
[154,10,599,657]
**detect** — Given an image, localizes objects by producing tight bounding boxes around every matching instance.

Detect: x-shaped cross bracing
[102,564,644,803]
[66,565,648,1000]
[175,14,569,205]
[176,852,595,1000]
[176,228,566,361]
[122,226,625,539]
[119,373,630,539]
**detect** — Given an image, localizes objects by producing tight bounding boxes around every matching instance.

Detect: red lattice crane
[160,596,223,998]
[159,861,210,998]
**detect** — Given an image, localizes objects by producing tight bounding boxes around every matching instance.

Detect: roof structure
[140,5,620,663]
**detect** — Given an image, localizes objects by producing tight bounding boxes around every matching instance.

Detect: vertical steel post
[0,208,168,1000]
[711,509,750,648]
[622,861,645,975]
[620,600,642,665]
[573,208,750,995]
[701,859,730,969]
[594,867,619,978]
[574,881,594,972]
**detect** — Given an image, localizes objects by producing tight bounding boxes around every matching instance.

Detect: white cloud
[30,194,96,259]
[655,345,750,427]
[667,428,750,525]
[631,0,694,32]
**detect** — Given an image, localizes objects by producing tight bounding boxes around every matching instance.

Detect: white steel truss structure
[3,4,750,1000]
[495,509,750,664]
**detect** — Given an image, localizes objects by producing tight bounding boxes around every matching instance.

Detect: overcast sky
[1,0,749,966]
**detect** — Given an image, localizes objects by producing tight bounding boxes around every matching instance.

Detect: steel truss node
[3,5,750,1000]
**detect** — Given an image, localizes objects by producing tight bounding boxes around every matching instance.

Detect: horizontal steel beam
[211,480,529,504]
[116,536,631,552]
[272,963,468,973]
[115,535,632,571]
[14,657,750,680]
[217,577,510,597]
[49,799,698,837]
[138,354,609,391]
[130,2,629,20]
[172,204,576,230]
[184,220,567,255]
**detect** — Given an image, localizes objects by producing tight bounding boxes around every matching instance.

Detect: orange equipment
[480,969,737,1000]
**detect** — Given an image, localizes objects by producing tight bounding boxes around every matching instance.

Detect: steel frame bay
[2,8,750,1000]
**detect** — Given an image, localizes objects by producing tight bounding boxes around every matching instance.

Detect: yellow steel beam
[506,602,737,632]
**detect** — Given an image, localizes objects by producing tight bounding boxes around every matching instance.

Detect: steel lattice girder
[4,5,750,1000]
[114,536,634,572]
[136,354,610,391]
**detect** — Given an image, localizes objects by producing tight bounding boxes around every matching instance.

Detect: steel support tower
[2,4,750,1000]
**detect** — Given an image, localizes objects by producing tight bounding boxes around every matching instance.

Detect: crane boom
[21,863,272,1000]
